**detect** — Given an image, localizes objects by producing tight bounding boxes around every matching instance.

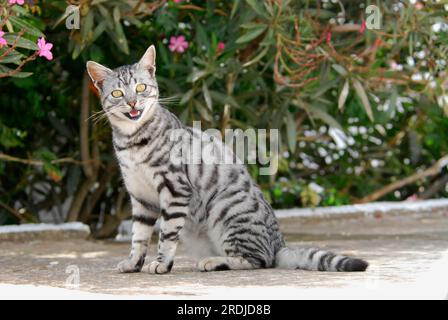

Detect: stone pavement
[1,210,448,299]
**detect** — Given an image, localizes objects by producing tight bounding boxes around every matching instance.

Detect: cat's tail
[275,247,368,272]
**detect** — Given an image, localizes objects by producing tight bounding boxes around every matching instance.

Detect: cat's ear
[138,45,156,77]
[86,61,113,91]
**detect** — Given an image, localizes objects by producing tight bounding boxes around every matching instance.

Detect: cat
[86,45,368,274]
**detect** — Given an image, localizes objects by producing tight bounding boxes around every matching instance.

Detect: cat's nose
[127,101,137,107]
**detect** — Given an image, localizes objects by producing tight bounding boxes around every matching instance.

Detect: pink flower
[168,35,189,53]
[327,31,332,44]
[0,31,7,47]
[415,2,424,10]
[37,37,53,61]
[173,0,182,3]
[217,42,225,53]
[360,20,366,34]
[406,194,419,201]
[8,0,25,5]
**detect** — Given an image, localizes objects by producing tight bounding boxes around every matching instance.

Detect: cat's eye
[136,83,146,93]
[111,90,123,98]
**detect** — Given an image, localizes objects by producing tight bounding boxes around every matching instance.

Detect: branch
[356,155,448,203]
[0,200,26,222]
[80,71,94,178]
[0,29,26,61]
[130,0,166,16]
[419,174,448,199]
[67,179,95,222]
[330,24,362,33]
[0,52,38,79]
[0,7,10,31]
[0,152,87,166]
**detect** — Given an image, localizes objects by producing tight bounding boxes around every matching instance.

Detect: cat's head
[86,45,159,128]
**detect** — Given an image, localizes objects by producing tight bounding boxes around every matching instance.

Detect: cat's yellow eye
[111,90,123,98]
[136,84,146,93]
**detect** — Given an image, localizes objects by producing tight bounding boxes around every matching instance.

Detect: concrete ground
[1,210,448,299]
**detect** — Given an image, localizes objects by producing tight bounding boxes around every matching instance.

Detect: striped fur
[86,45,368,274]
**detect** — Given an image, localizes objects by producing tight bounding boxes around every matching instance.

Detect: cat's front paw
[142,260,173,274]
[117,257,144,273]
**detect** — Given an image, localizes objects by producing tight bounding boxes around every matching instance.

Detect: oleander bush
[0,0,447,236]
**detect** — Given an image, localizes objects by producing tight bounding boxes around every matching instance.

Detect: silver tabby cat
[86,45,368,274]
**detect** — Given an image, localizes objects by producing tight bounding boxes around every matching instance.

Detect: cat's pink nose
[127,101,137,107]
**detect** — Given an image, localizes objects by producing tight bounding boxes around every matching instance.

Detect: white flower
[317,147,328,157]
[438,95,448,108]
[432,22,448,33]
[432,22,443,33]
[329,127,350,150]
[412,73,423,81]
[370,159,382,168]
[416,50,426,59]
[406,56,415,67]
[309,182,324,194]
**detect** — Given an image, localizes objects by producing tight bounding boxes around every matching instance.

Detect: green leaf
[91,0,109,5]
[188,68,208,83]
[194,100,213,122]
[242,46,269,67]
[81,11,95,40]
[352,79,374,121]
[209,91,240,109]
[245,0,268,18]
[10,5,28,15]
[3,33,38,50]
[295,100,343,131]
[8,16,44,37]
[96,4,112,19]
[195,21,209,49]
[0,123,26,149]
[0,50,23,64]
[124,16,142,28]
[240,22,265,29]
[332,64,348,76]
[0,64,32,78]
[230,0,240,19]
[236,25,267,44]
[338,80,350,111]
[202,82,213,111]
[91,20,108,43]
[113,6,121,24]
[111,21,129,54]
[285,112,297,153]
[72,43,83,59]
[180,89,195,105]
[310,77,340,99]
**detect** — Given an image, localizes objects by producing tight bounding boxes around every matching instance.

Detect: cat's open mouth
[123,109,143,121]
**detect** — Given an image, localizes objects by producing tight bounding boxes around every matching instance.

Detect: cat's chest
[117,150,159,201]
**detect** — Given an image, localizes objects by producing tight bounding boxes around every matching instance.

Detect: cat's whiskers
[88,110,107,122]
[89,107,123,125]
[158,95,181,106]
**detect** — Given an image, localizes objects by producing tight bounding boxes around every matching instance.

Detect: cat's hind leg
[197,256,256,272]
